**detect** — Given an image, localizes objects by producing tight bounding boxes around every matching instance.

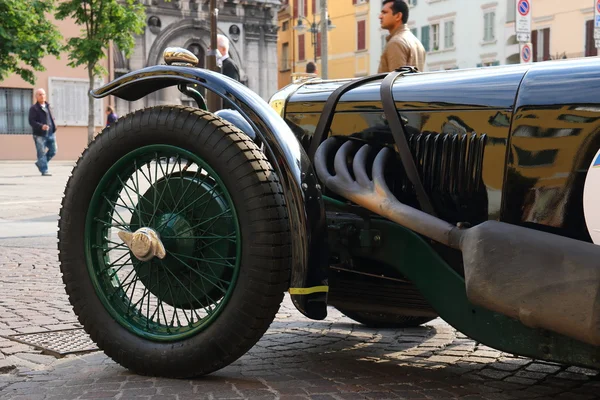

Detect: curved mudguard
[91,65,329,319]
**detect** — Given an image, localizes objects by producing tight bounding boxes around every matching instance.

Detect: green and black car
[58,48,600,377]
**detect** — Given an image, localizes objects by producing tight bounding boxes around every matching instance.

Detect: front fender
[92,65,329,319]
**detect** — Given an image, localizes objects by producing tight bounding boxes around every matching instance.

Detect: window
[421,25,430,51]
[293,0,306,17]
[281,43,290,70]
[410,27,418,38]
[0,88,33,135]
[407,0,418,5]
[477,61,500,67]
[444,20,454,48]
[484,11,495,42]
[357,20,366,51]
[282,21,289,32]
[431,23,440,51]
[49,78,103,127]
[586,20,598,57]
[506,0,515,23]
[532,28,550,61]
[298,34,306,61]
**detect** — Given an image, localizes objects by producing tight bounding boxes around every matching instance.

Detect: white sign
[517,32,531,43]
[520,43,533,64]
[583,149,600,244]
[516,0,531,35]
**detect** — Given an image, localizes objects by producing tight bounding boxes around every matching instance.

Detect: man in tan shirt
[378,0,426,73]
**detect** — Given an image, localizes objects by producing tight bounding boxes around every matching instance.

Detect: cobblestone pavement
[0,161,599,400]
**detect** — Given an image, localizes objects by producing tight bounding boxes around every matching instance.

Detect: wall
[369,0,510,72]
[0,17,108,161]
[531,0,595,60]
[277,0,371,86]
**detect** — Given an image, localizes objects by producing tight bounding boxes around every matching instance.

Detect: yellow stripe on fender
[288,286,329,295]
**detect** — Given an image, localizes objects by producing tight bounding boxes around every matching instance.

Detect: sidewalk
[0,160,599,400]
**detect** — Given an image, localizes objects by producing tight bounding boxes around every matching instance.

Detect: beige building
[0,17,110,161]
[505,0,599,63]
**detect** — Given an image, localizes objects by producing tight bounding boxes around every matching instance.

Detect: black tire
[58,106,291,378]
[338,308,434,329]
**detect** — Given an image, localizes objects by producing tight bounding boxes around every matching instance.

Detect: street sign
[516,0,531,38]
[516,32,530,43]
[520,43,533,64]
[595,0,600,47]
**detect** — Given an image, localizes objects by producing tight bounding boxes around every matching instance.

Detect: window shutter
[476,63,482,67]
[303,0,308,16]
[531,29,538,62]
[298,34,305,61]
[293,0,298,18]
[543,28,550,61]
[492,61,500,66]
[50,78,103,126]
[357,20,366,50]
[586,20,598,57]
[316,31,321,58]
[444,21,454,48]
[312,0,315,14]
[421,25,430,51]
[352,0,357,4]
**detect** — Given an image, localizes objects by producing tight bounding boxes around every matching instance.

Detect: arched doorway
[187,43,205,68]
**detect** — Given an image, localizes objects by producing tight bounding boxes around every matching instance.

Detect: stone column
[264,23,279,99]
[243,23,261,96]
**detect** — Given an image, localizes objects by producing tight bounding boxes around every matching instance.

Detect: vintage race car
[58,47,600,378]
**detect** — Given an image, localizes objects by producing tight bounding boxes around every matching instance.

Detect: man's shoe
[42,172,52,176]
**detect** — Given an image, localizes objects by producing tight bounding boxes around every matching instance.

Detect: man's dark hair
[383,0,409,24]
[306,61,316,74]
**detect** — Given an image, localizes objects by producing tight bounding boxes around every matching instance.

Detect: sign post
[516,0,532,46]
[595,0,600,49]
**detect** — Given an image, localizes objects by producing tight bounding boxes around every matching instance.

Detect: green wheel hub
[85,145,241,341]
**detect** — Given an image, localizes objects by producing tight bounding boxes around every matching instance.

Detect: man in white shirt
[216,34,240,81]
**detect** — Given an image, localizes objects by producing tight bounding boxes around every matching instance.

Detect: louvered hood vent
[404,132,489,224]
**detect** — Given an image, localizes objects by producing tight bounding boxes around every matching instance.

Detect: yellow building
[277,0,370,88]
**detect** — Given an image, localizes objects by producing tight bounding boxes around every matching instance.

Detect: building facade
[368,0,600,74]
[370,0,510,73]
[122,0,280,115]
[1,0,281,160]
[507,0,600,63]
[277,0,371,88]
[0,17,109,161]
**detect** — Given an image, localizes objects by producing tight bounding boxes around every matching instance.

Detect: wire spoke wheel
[87,146,240,341]
[58,106,291,377]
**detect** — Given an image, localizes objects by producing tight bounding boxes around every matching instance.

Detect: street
[0,160,599,400]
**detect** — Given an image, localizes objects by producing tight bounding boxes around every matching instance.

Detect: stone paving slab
[0,161,599,399]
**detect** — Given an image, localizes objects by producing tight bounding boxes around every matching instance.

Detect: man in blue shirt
[28,88,57,176]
